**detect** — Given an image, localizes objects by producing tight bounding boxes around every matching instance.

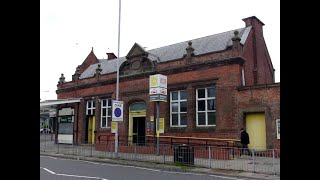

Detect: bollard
[134,143,137,160]
[272,149,275,175]
[163,146,166,164]
[252,149,255,173]
[44,134,47,152]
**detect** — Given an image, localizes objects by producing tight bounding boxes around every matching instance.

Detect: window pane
[172,102,178,112]
[172,91,178,100]
[102,108,106,116]
[198,89,205,98]
[101,117,107,127]
[180,113,187,126]
[107,117,111,127]
[102,99,106,107]
[93,101,96,108]
[198,100,205,111]
[198,113,206,125]
[107,108,112,117]
[207,100,215,110]
[207,87,215,97]
[180,101,187,112]
[172,114,178,126]
[88,101,92,108]
[108,99,111,106]
[180,91,187,100]
[208,112,216,125]
[130,102,146,111]
[87,109,91,115]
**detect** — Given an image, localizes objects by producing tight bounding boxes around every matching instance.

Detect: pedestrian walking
[240,128,250,156]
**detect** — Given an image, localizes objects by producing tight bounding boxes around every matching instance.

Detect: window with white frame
[196,87,216,126]
[101,99,112,128]
[86,100,95,115]
[170,90,187,127]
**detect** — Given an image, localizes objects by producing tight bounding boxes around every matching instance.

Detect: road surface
[40,156,251,180]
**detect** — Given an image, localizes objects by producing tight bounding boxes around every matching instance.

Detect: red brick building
[56,16,280,150]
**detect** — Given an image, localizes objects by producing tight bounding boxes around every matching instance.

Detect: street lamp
[114,0,122,158]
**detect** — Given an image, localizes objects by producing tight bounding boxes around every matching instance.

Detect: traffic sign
[112,100,123,121]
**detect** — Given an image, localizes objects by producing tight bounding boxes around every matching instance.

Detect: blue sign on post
[112,100,123,121]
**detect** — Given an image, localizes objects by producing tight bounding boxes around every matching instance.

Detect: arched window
[129,102,146,112]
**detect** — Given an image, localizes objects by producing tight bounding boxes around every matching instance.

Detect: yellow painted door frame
[129,111,146,145]
[88,116,95,144]
[246,113,266,150]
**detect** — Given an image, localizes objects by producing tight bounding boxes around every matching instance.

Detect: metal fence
[40,135,280,175]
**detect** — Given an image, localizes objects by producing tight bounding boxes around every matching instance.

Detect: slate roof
[79,26,252,79]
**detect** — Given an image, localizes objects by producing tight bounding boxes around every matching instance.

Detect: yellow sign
[150,75,159,87]
[159,118,164,133]
[111,122,116,133]
[149,74,167,88]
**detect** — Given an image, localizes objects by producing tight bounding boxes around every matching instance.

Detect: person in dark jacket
[240,128,250,156]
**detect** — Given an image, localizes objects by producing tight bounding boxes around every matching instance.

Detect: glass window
[198,100,205,111]
[86,100,95,115]
[172,114,178,126]
[170,90,187,127]
[172,91,178,100]
[130,102,146,111]
[207,87,215,97]
[101,99,111,128]
[180,91,187,100]
[198,89,205,98]
[180,114,187,126]
[207,100,215,110]
[172,102,178,112]
[198,113,206,125]
[180,101,187,112]
[196,87,216,126]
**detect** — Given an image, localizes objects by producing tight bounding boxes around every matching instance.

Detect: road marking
[56,173,108,179]
[209,174,246,180]
[81,160,101,165]
[40,167,56,174]
[40,156,57,159]
[43,156,244,179]
[162,171,204,176]
[79,159,160,172]
[133,166,161,172]
[40,167,108,180]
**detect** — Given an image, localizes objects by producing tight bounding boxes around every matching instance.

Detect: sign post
[112,100,123,158]
[149,74,167,156]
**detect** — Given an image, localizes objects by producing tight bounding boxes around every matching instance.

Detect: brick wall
[236,83,280,149]
[242,16,274,86]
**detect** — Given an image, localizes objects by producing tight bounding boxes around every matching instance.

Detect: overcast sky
[40,0,280,100]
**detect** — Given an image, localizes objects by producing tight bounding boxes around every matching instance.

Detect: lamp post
[115,0,121,158]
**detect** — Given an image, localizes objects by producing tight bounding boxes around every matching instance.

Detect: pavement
[40,151,280,180]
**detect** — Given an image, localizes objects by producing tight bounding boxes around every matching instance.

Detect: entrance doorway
[245,113,266,150]
[86,116,95,144]
[132,117,146,144]
[129,102,146,145]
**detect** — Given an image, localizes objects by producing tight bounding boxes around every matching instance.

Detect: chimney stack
[242,16,265,28]
[106,53,117,60]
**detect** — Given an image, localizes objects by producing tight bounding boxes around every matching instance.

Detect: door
[132,117,146,145]
[87,116,95,144]
[246,113,267,150]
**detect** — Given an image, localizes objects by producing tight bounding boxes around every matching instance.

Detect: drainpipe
[76,102,80,145]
